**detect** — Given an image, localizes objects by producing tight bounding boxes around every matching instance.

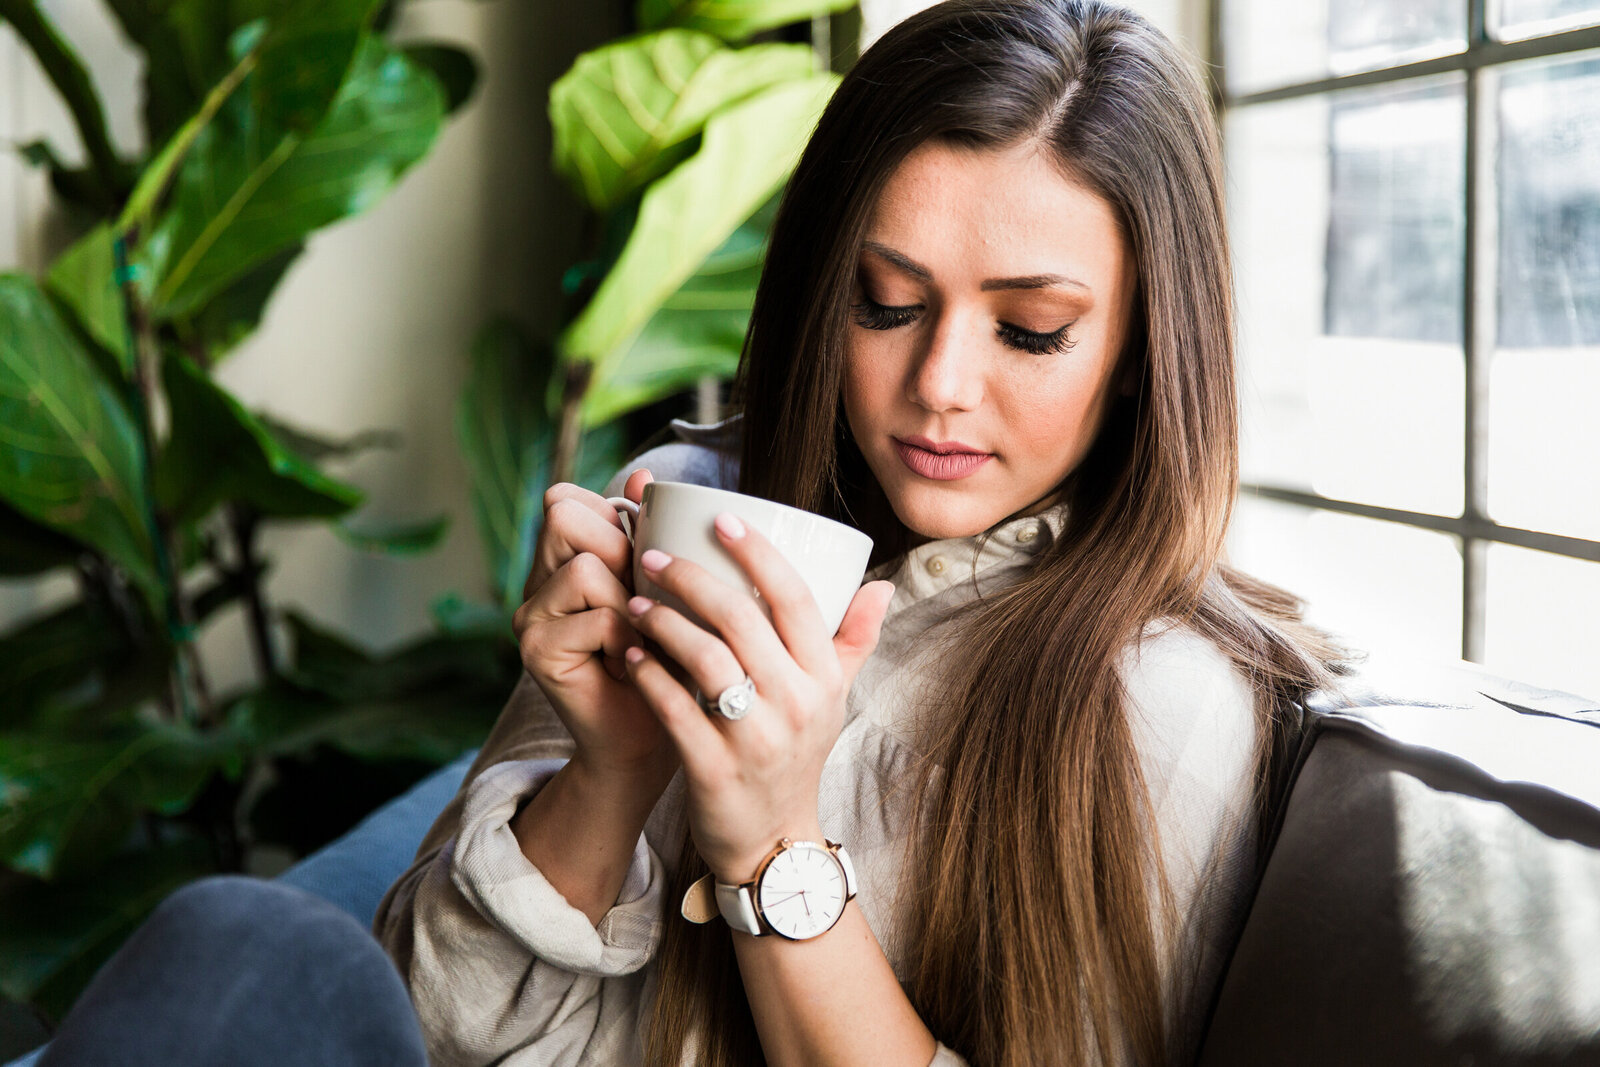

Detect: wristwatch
[715,838,857,940]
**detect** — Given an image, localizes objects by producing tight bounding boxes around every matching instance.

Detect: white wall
[0,0,625,696]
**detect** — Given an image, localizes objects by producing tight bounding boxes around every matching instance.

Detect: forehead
[864,140,1130,285]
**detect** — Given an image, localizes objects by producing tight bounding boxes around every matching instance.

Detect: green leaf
[549,31,814,212]
[16,140,63,170]
[403,42,479,114]
[0,721,241,880]
[103,0,266,145]
[229,684,503,764]
[575,419,628,496]
[582,194,774,425]
[560,73,837,412]
[155,351,364,525]
[103,0,379,147]
[332,514,450,556]
[0,500,83,577]
[0,275,163,613]
[0,838,216,1022]
[429,591,512,637]
[456,320,555,609]
[254,416,401,463]
[185,243,302,358]
[250,0,385,135]
[45,223,132,378]
[228,611,514,762]
[281,611,509,703]
[145,36,445,318]
[637,0,857,41]
[0,599,128,730]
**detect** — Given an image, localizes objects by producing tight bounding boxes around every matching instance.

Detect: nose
[906,308,983,413]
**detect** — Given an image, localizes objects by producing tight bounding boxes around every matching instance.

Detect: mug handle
[605,496,639,543]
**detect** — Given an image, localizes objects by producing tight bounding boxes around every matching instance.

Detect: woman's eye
[850,296,921,330]
[997,321,1078,355]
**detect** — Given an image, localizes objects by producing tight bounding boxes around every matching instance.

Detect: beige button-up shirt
[374,420,1261,1065]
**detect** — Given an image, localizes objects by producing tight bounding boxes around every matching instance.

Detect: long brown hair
[648,2,1344,1063]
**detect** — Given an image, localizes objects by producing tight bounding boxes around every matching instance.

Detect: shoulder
[601,415,742,497]
[1117,621,1260,812]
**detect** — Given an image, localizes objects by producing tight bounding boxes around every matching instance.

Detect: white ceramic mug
[606,481,874,637]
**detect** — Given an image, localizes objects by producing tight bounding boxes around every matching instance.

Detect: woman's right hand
[512,469,678,791]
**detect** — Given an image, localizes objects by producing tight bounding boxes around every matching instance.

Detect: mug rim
[641,480,873,553]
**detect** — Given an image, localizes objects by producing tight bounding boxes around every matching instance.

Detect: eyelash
[848,297,1078,356]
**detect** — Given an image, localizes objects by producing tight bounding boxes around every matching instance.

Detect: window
[1219,1,1600,697]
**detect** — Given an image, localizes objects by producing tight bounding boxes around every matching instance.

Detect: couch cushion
[1197,694,1600,1065]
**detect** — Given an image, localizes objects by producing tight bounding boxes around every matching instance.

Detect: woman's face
[843,140,1139,542]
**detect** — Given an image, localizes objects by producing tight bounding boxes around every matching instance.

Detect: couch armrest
[1198,687,1600,1065]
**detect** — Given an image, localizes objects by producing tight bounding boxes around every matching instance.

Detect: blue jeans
[35,875,426,1067]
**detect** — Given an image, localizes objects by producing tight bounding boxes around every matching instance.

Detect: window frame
[1209,1,1600,662]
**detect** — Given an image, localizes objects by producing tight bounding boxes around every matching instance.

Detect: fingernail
[628,596,652,616]
[640,548,671,572]
[625,646,645,665]
[714,513,746,539]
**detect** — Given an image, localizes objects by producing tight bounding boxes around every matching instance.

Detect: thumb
[833,580,895,680]
[624,467,654,504]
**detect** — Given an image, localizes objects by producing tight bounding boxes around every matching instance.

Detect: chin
[886,485,995,542]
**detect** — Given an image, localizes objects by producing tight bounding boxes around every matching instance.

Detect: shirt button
[925,555,948,577]
[1016,525,1039,543]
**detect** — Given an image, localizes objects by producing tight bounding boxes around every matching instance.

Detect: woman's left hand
[622,511,895,885]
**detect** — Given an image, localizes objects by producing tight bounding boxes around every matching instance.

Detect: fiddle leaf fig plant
[542,3,845,476]
[637,0,857,41]
[0,0,490,1027]
[0,0,855,1035]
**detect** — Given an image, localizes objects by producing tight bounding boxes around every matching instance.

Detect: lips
[893,436,993,481]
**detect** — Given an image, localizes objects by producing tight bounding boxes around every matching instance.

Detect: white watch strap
[835,842,858,899]
[715,881,763,936]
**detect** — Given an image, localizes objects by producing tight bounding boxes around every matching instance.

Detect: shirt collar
[867,502,1069,605]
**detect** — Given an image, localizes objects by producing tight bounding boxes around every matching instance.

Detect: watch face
[757,842,848,940]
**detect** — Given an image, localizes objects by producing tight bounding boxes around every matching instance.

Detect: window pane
[1494,0,1600,41]
[1484,544,1600,700]
[1231,78,1465,516]
[1225,0,1466,95]
[1227,497,1464,662]
[1489,51,1600,540]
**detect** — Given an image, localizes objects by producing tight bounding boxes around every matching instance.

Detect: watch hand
[799,889,811,916]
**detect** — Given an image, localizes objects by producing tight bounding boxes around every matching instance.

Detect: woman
[376,1,1341,1064]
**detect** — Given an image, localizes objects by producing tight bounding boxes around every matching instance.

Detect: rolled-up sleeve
[449,759,663,976]
[374,674,667,1065]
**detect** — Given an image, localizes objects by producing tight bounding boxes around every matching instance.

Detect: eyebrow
[861,241,1092,293]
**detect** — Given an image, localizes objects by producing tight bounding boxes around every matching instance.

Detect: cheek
[998,361,1115,467]
[842,335,897,418]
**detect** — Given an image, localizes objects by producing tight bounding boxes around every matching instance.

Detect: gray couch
[9,662,1599,1065]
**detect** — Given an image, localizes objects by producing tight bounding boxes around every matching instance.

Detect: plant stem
[0,0,122,201]
[227,502,279,684]
[550,360,593,486]
[113,233,204,725]
[117,47,257,234]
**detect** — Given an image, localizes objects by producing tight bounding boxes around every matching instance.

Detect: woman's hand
[512,469,677,791]
[621,511,895,884]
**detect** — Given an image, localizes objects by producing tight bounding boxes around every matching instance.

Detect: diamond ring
[699,675,757,720]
